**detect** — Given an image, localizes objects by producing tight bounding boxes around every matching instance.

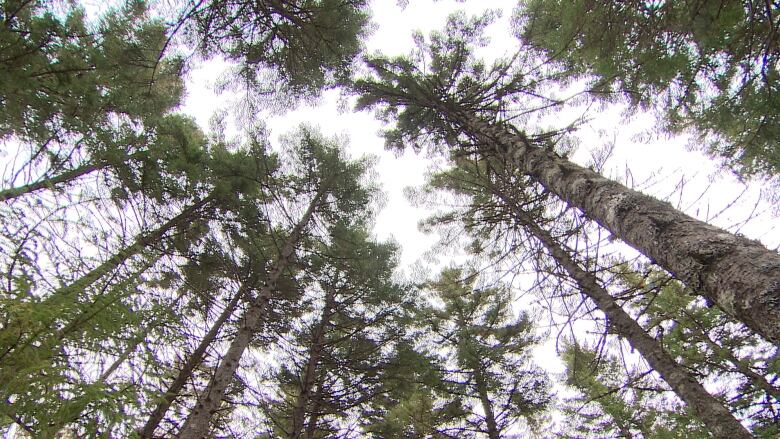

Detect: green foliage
[517,0,780,177]
[610,264,780,437]
[185,0,370,100]
[559,342,711,438]
[394,267,552,438]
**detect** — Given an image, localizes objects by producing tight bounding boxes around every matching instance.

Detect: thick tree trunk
[453,111,780,345]
[492,186,753,439]
[139,285,247,438]
[177,190,324,439]
[473,365,500,439]
[290,291,334,438]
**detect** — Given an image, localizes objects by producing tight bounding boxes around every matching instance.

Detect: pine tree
[259,221,407,438]
[417,153,752,438]
[416,268,552,438]
[176,127,379,438]
[353,12,780,346]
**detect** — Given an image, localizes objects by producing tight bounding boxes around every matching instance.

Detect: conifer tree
[353,12,780,345]
[415,268,551,438]
[177,127,378,438]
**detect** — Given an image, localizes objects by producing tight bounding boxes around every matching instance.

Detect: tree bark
[177,190,324,439]
[451,110,780,346]
[0,162,104,202]
[472,365,500,439]
[290,290,334,438]
[139,285,248,438]
[491,185,753,439]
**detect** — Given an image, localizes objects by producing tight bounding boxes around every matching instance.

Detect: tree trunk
[139,284,248,438]
[472,365,500,439]
[177,190,324,439]
[47,194,213,303]
[290,290,334,438]
[0,162,104,202]
[491,184,753,439]
[450,109,780,345]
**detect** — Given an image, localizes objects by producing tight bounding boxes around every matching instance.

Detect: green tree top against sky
[517,0,780,179]
[180,0,370,104]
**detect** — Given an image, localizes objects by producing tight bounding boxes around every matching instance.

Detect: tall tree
[353,12,780,345]
[517,0,780,179]
[260,221,407,438]
[420,155,753,438]
[176,127,377,438]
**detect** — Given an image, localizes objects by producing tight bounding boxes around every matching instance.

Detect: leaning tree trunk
[447,108,780,346]
[0,196,212,363]
[177,190,325,439]
[489,183,753,439]
[290,290,335,438]
[139,284,249,438]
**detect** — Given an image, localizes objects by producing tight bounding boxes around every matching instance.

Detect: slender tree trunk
[47,194,213,303]
[177,190,324,439]
[472,365,500,439]
[491,185,753,439]
[291,291,335,438]
[0,162,104,202]
[447,109,780,345]
[303,385,323,439]
[139,285,248,438]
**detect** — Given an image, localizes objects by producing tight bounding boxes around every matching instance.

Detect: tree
[559,342,712,438]
[0,0,197,203]
[418,153,753,438]
[176,127,378,438]
[417,268,551,438]
[353,12,780,346]
[610,266,780,437]
[259,221,407,438]
[175,0,370,105]
[517,0,780,179]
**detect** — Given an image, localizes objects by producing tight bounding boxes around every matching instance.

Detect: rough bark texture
[290,291,334,439]
[498,193,753,439]
[139,286,247,438]
[177,191,323,439]
[455,111,780,345]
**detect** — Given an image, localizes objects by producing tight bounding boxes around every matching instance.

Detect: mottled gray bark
[493,187,753,439]
[454,111,780,346]
[177,190,324,439]
[139,285,247,438]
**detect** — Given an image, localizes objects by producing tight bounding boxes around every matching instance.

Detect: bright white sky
[180,0,779,394]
